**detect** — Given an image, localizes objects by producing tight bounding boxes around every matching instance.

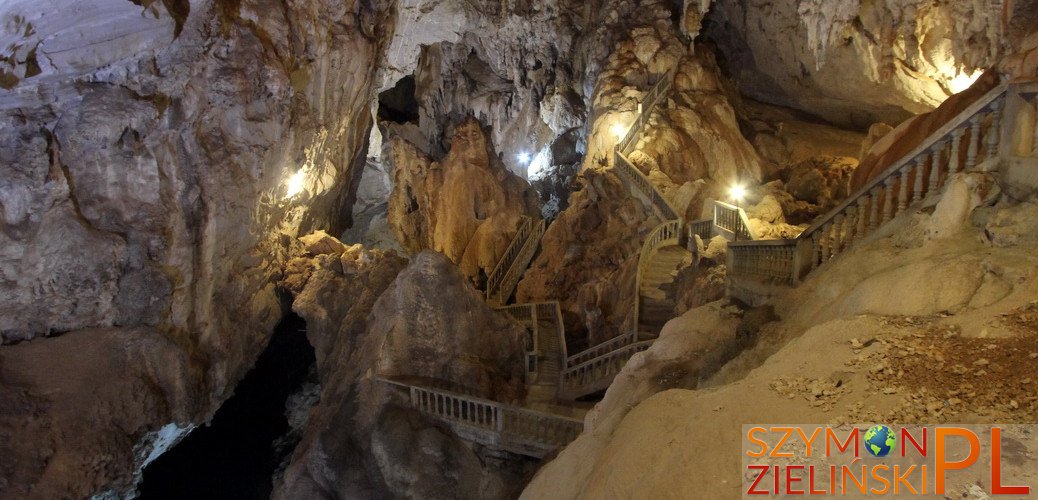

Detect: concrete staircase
[637,245,691,340]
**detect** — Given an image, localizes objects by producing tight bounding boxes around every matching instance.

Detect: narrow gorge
[1,0,1037,498]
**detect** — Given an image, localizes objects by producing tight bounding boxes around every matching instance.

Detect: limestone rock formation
[388,118,540,284]
[277,247,533,499]
[0,0,394,495]
[517,168,652,347]
[705,0,1004,127]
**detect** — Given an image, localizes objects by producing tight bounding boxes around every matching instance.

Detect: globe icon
[863,425,896,458]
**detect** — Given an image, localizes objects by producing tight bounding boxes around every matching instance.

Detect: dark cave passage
[138,313,315,500]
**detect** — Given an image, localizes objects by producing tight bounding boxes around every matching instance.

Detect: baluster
[819,224,831,262]
[868,187,881,231]
[949,128,964,174]
[810,232,820,271]
[928,142,945,193]
[896,170,910,213]
[855,197,868,242]
[987,105,1002,160]
[882,178,896,223]
[832,215,846,254]
[911,157,926,204]
[966,115,982,169]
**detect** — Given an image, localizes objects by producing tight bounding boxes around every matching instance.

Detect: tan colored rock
[298,231,347,256]
[388,118,539,284]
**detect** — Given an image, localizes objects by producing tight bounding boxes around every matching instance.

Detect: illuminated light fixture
[729,184,746,204]
[517,152,531,165]
[611,123,628,141]
[947,70,983,94]
[286,170,306,198]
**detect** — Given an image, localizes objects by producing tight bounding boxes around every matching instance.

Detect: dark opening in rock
[138,313,315,499]
[378,75,420,124]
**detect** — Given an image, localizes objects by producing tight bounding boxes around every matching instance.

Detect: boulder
[298,231,347,256]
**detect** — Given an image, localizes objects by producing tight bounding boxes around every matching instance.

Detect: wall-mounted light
[286,170,305,198]
[729,184,746,205]
[517,152,531,165]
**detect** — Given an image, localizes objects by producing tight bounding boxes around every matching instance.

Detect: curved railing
[379,378,583,458]
[487,216,545,306]
[559,219,682,398]
[729,81,1023,288]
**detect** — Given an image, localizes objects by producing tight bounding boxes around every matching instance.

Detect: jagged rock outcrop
[377,0,588,172]
[276,247,534,499]
[518,168,652,347]
[388,118,540,284]
[0,0,394,495]
[705,0,1008,127]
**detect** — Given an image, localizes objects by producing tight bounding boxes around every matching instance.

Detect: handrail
[618,70,675,155]
[566,330,636,366]
[727,80,1020,289]
[801,82,1009,240]
[631,218,681,334]
[558,340,654,398]
[713,201,758,241]
[613,151,680,221]
[688,218,713,242]
[487,217,545,305]
[486,217,534,299]
[379,378,583,456]
[496,301,568,384]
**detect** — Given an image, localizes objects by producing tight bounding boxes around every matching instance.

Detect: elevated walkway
[378,378,582,459]
[726,80,1038,305]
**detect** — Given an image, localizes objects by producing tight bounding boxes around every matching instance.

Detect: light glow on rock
[611,123,628,141]
[286,170,306,198]
[527,149,551,180]
[947,69,983,94]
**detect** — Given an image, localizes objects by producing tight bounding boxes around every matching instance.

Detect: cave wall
[0,0,395,496]
[704,0,1005,128]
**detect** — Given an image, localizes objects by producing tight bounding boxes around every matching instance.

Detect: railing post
[896,170,910,212]
[987,104,1003,161]
[882,178,896,223]
[912,157,926,204]
[810,232,820,271]
[868,187,881,231]
[966,115,982,169]
[949,128,964,174]
[855,197,868,242]
[836,214,848,254]
[928,143,944,194]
